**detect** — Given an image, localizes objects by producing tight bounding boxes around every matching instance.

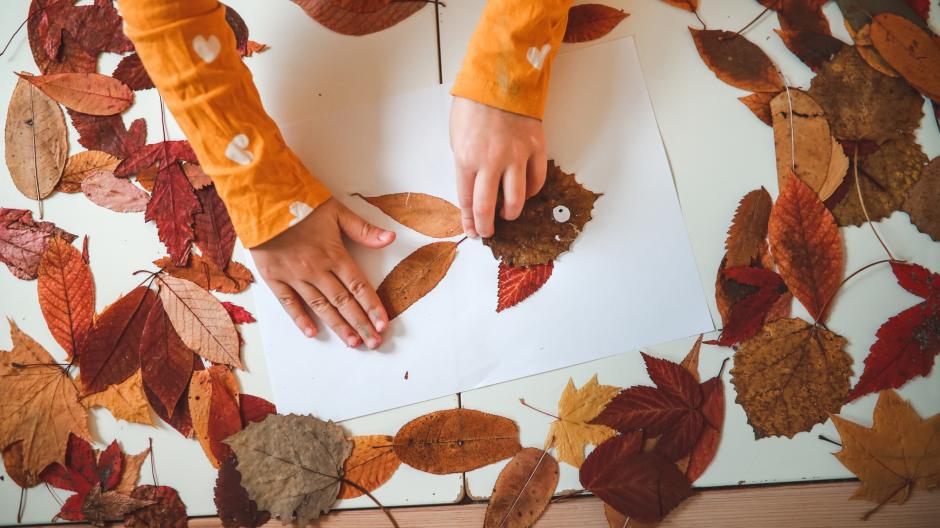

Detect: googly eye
[552,205,571,223]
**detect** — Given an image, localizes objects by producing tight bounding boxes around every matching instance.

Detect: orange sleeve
[452,0,573,120]
[117,0,331,248]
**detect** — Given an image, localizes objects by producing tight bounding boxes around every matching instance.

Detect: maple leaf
[190,366,242,468]
[112,53,155,91]
[291,0,426,36]
[139,300,195,418]
[0,321,90,486]
[848,262,940,401]
[156,274,242,368]
[27,0,132,74]
[68,110,148,160]
[484,448,559,528]
[194,185,236,270]
[59,150,121,193]
[354,192,462,238]
[6,78,68,200]
[393,409,521,474]
[124,485,188,528]
[563,4,629,43]
[215,455,271,528]
[82,369,154,426]
[338,435,402,499]
[903,157,940,241]
[225,414,352,525]
[544,375,619,468]
[870,14,940,102]
[18,72,133,116]
[154,254,254,294]
[497,261,554,312]
[710,267,787,347]
[0,208,76,280]
[378,241,460,320]
[37,236,95,358]
[81,170,150,213]
[689,29,783,92]
[831,390,940,520]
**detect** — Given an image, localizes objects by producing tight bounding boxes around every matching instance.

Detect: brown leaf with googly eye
[484,161,601,267]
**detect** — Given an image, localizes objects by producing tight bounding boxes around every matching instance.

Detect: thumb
[338,208,395,248]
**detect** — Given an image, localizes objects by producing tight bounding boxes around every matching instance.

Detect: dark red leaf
[96,441,123,491]
[145,161,200,266]
[140,300,195,418]
[591,386,689,437]
[891,261,940,299]
[652,411,704,462]
[214,455,270,528]
[58,493,87,521]
[41,434,97,495]
[775,29,845,71]
[496,261,553,312]
[194,185,236,270]
[902,0,930,21]
[115,141,198,178]
[224,5,250,55]
[711,267,787,346]
[202,367,243,464]
[238,394,276,428]
[222,302,256,325]
[760,0,830,34]
[641,352,702,407]
[27,0,131,74]
[686,376,725,483]
[68,110,147,160]
[125,485,187,527]
[0,208,76,280]
[112,53,154,91]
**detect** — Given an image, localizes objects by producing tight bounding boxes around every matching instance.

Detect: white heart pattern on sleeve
[526,44,551,70]
[192,34,221,63]
[289,201,315,226]
[225,134,253,166]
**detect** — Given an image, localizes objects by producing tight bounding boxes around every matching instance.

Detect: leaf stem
[852,144,895,261]
[550,489,587,503]
[693,10,706,30]
[817,434,842,447]
[518,398,559,420]
[734,0,778,36]
[814,259,898,326]
[338,477,399,528]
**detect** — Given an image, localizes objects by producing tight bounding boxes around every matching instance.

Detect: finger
[456,167,478,238]
[526,149,548,198]
[268,280,317,338]
[501,163,526,220]
[332,258,388,334]
[473,169,500,238]
[338,207,395,248]
[294,281,361,348]
[316,273,381,349]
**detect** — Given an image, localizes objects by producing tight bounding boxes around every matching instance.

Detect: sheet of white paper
[248,38,714,420]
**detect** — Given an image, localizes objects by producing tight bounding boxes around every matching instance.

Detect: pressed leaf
[291,0,426,36]
[156,274,242,368]
[0,208,76,280]
[760,0,831,34]
[683,346,725,484]
[711,267,787,346]
[870,14,940,101]
[563,4,629,43]
[903,157,940,241]
[738,92,777,126]
[848,23,899,77]
[355,192,462,238]
[59,151,121,193]
[378,241,459,320]
[223,302,257,325]
[83,369,154,426]
[484,448,559,528]
[38,237,95,359]
[143,357,201,438]
[834,0,928,33]
[112,53,154,91]
[81,170,150,213]
[125,485,187,528]
[68,111,147,160]
[774,29,845,71]
[182,162,213,190]
[154,254,254,294]
[660,0,698,12]
[724,188,772,268]
[5,78,68,199]
[194,185,236,270]
[215,455,271,528]
[189,366,242,468]
[139,300,194,418]
[18,72,133,116]
[545,375,619,468]
[116,447,151,495]
[393,409,521,474]
[338,435,402,499]
[26,0,132,74]
[690,29,784,92]
[497,261,554,312]
[146,161,200,266]
[239,394,276,427]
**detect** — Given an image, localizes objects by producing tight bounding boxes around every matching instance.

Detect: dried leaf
[690,29,784,92]
[139,300,194,417]
[5,78,68,200]
[79,286,158,394]
[124,485,187,528]
[182,162,213,190]
[146,161,200,266]
[731,317,852,438]
[59,150,121,193]
[660,0,698,12]
[685,369,724,483]
[69,111,147,160]
[291,0,426,36]
[0,208,76,280]
[0,321,90,486]
[156,274,241,368]
[378,241,459,320]
[226,414,352,525]
[903,157,940,240]
[712,267,787,347]
[154,254,254,294]
[848,23,899,77]
[81,170,150,213]
[244,40,269,56]
[393,409,521,474]
[81,485,154,525]
[738,92,777,125]
[144,356,199,439]
[485,161,600,267]
[870,14,940,101]
[190,366,242,468]
[41,434,102,498]
[215,455,271,528]
[563,4,629,43]
[338,435,401,499]
[760,0,831,34]
[115,447,151,495]
[38,236,95,359]
[194,185,237,270]
[18,72,133,116]
[484,448,559,528]
[545,375,619,468]
[223,302,257,325]
[355,192,462,238]
[834,0,927,33]
[497,261,553,312]
[83,369,154,426]
[724,187,772,268]
[239,394,276,427]
[26,0,133,74]
[775,29,846,71]
[112,53,154,91]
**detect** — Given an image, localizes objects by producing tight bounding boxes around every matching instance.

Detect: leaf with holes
[484,448,559,528]
[5,78,68,200]
[354,192,462,238]
[497,261,553,312]
[563,4,629,43]
[378,241,459,320]
[0,208,76,280]
[156,274,241,368]
[690,29,784,92]
[291,0,426,36]
[338,435,402,499]
[18,72,133,116]
[38,237,95,359]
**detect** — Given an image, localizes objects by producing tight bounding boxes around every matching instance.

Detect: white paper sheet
[248,38,714,420]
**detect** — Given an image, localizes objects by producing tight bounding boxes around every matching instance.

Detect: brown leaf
[156,274,242,368]
[81,485,155,526]
[112,53,155,91]
[59,151,121,193]
[83,369,154,426]
[690,29,784,92]
[5,78,67,199]
[660,0,698,12]
[775,28,846,71]
[354,192,462,238]
[68,111,147,160]
[291,0,426,36]
[81,170,150,213]
[140,300,194,418]
[847,23,899,77]
[189,366,241,468]
[38,237,95,359]
[115,447,151,495]
[870,14,940,101]
[731,317,852,438]
[902,157,940,241]
[124,485,187,528]
[215,454,271,528]
[563,4,629,44]
[378,241,459,320]
[738,92,777,125]
[17,72,133,116]
[393,409,521,474]
[154,254,254,294]
[338,435,402,499]
[484,448,559,528]
[724,188,772,268]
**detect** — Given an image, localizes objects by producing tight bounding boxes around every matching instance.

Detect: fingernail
[346,336,359,347]
[374,319,386,332]
[367,338,380,349]
[304,327,315,338]
[379,231,393,242]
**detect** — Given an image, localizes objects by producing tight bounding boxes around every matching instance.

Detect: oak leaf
[156,274,241,368]
[155,254,254,294]
[338,435,402,499]
[215,455,271,528]
[563,4,629,43]
[0,208,76,280]
[18,72,133,116]
[226,414,352,525]
[731,317,852,438]
[5,78,68,200]
[544,375,619,468]
[902,157,940,241]
[189,365,242,468]
[139,300,194,417]
[112,53,155,91]
[689,29,784,92]
[68,110,147,160]
[124,485,188,528]
[83,369,154,425]
[239,394,276,427]
[870,14,940,101]
[194,185,236,270]
[354,192,462,238]
[393,409,521,474]
[378,241,459,320]
[38,236,95,359]
[291,0,426,36]
[81,170,150,213]
[59,150,121,193]
[497,261,554,312]
[484,448,559,528]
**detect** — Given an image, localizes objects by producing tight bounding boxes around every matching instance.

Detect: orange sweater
[118,0,572,248]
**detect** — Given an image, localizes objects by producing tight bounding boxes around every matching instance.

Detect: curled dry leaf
[378,241,459,320]
[226,414,352,526]
[497,261,554,312]
[81,170,150,213]
[484,448,559,528]
[82,369,154,426]
[563,4,629,43]
[18,72,133,116]
[291,0,425,36]
[870,14,940,101]
[338,435,402,499]
[544,375,619,468]
[215,455,271,528]
[124,485,188,528]
[155,254,254,294]
[393,408,522,474]
[38,236,95,359]
[731,317,852,438]
[189,366,242,468]
[0,208,76,280]
[902,157,940,241]
[5,78,68,200]
[59,150,121,193]
[689,29,784,92]
[157,274,242,368]
[140,300,195,419]
[355,192,462,238]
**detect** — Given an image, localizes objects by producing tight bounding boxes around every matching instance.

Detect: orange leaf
[738,92,777,126]
[190,365,241,468]
[354,192,462,238]
[870,14,940,101]
[690,29,784,92]
[724,187,772,268]
[377,241,459,320]
[483,448,559,528]
[59,150,120,193]
[82,369,154,425]
[18,72,133,116]
[38,237,95,360]
[768,175,844,322]
[497,261,553,312]
[660,0,698,12]
[338,435,402,499]
[154,254,254,294]
[563,4,629,43]
[291,0,425,36]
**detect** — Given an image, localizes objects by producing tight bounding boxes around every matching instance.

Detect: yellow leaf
[83,369,154,426]
[545,375,619,467]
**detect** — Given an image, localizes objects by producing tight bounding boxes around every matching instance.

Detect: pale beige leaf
[771,90,842,200]
[59,150,120,193]
[83,369,154,425]
[5,78,67,199]
[156,274,241,368]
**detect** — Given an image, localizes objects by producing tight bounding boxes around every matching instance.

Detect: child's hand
[449,96,547,238]
[250,198,395,349]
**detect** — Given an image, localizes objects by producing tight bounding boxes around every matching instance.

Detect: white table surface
[1,0,939,524]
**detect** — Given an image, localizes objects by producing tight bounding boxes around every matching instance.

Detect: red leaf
[225,5,250,55]
[140,300,195,418]
[496,261,553,312]
[112,53,154,91]
[563,4,629,43]
[146,162,200,266]
[203,367,243,464]
[711,267,787,346]
[239,394,276,428]
[194,186,236,270]
[686,376,724,483]
[902,0,930,21]
[58,492,87,521]
[145,354,203,438]
[27,0,132,74]
[41,434,97,495]
[652,411,704,462]
[0,208,76,280]
[222,302,256,325]
[592,386,690,437]
[96,441,123,491]
[891,261,940,299]
[116,141,198,178]
[125,485,188,528]
[641,352,702,407]
[68,110,147,160]
[214,455,270,528]
[291,0,426,36]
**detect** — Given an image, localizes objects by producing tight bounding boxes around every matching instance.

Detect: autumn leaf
[563,4,629,43]
[59,150,121,193]
[239,394,276,427]
[711,267,787,347]
[660,0,698,12]
[689,29,783,92]
[291,0,426,36]
[223,302,257,325]
[143,363,198,439]
[139,300,195,418]
[83,369,154,426]
[81,170,150,213]
[870,14,940,101]
[182,162,213,189]
[79,286,158,394]
[68,111,148,160]
[0,208,76,280]
[244,40,269,56]
[226,414,352,525]
[18,72,133,116]
[724,188,772,269]
[847,23,899,78]
[830,390,939,520]
[80,484,155,526]
[116,447,151,495]
[738,92,776,126]
[124,485,188,528]
[26,0,133,74]
[215,455,271,528]
[190,366,242,468]
[834,0,928,33]
[378,241,459,320]
[194,185,236,270]
[760,0,831,34]
[497,261,554,313]
[544,375,619,468]
[484,448,559,528]
[731,317,852,438]
[37,236,95,359]
[903,157,940,241]
[848,262,940,401]
[155,254,254,294]
[354,192,462,238]
[156,274,242,368]
[393,409,521,474]
[338,435,402,499]
[5,78,68,200]
[684,349,724,483]
[774,28,845,71]
[112,53,155,91]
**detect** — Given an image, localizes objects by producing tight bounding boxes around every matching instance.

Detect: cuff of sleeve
[119,0,218,28]
[451,72,548,120]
